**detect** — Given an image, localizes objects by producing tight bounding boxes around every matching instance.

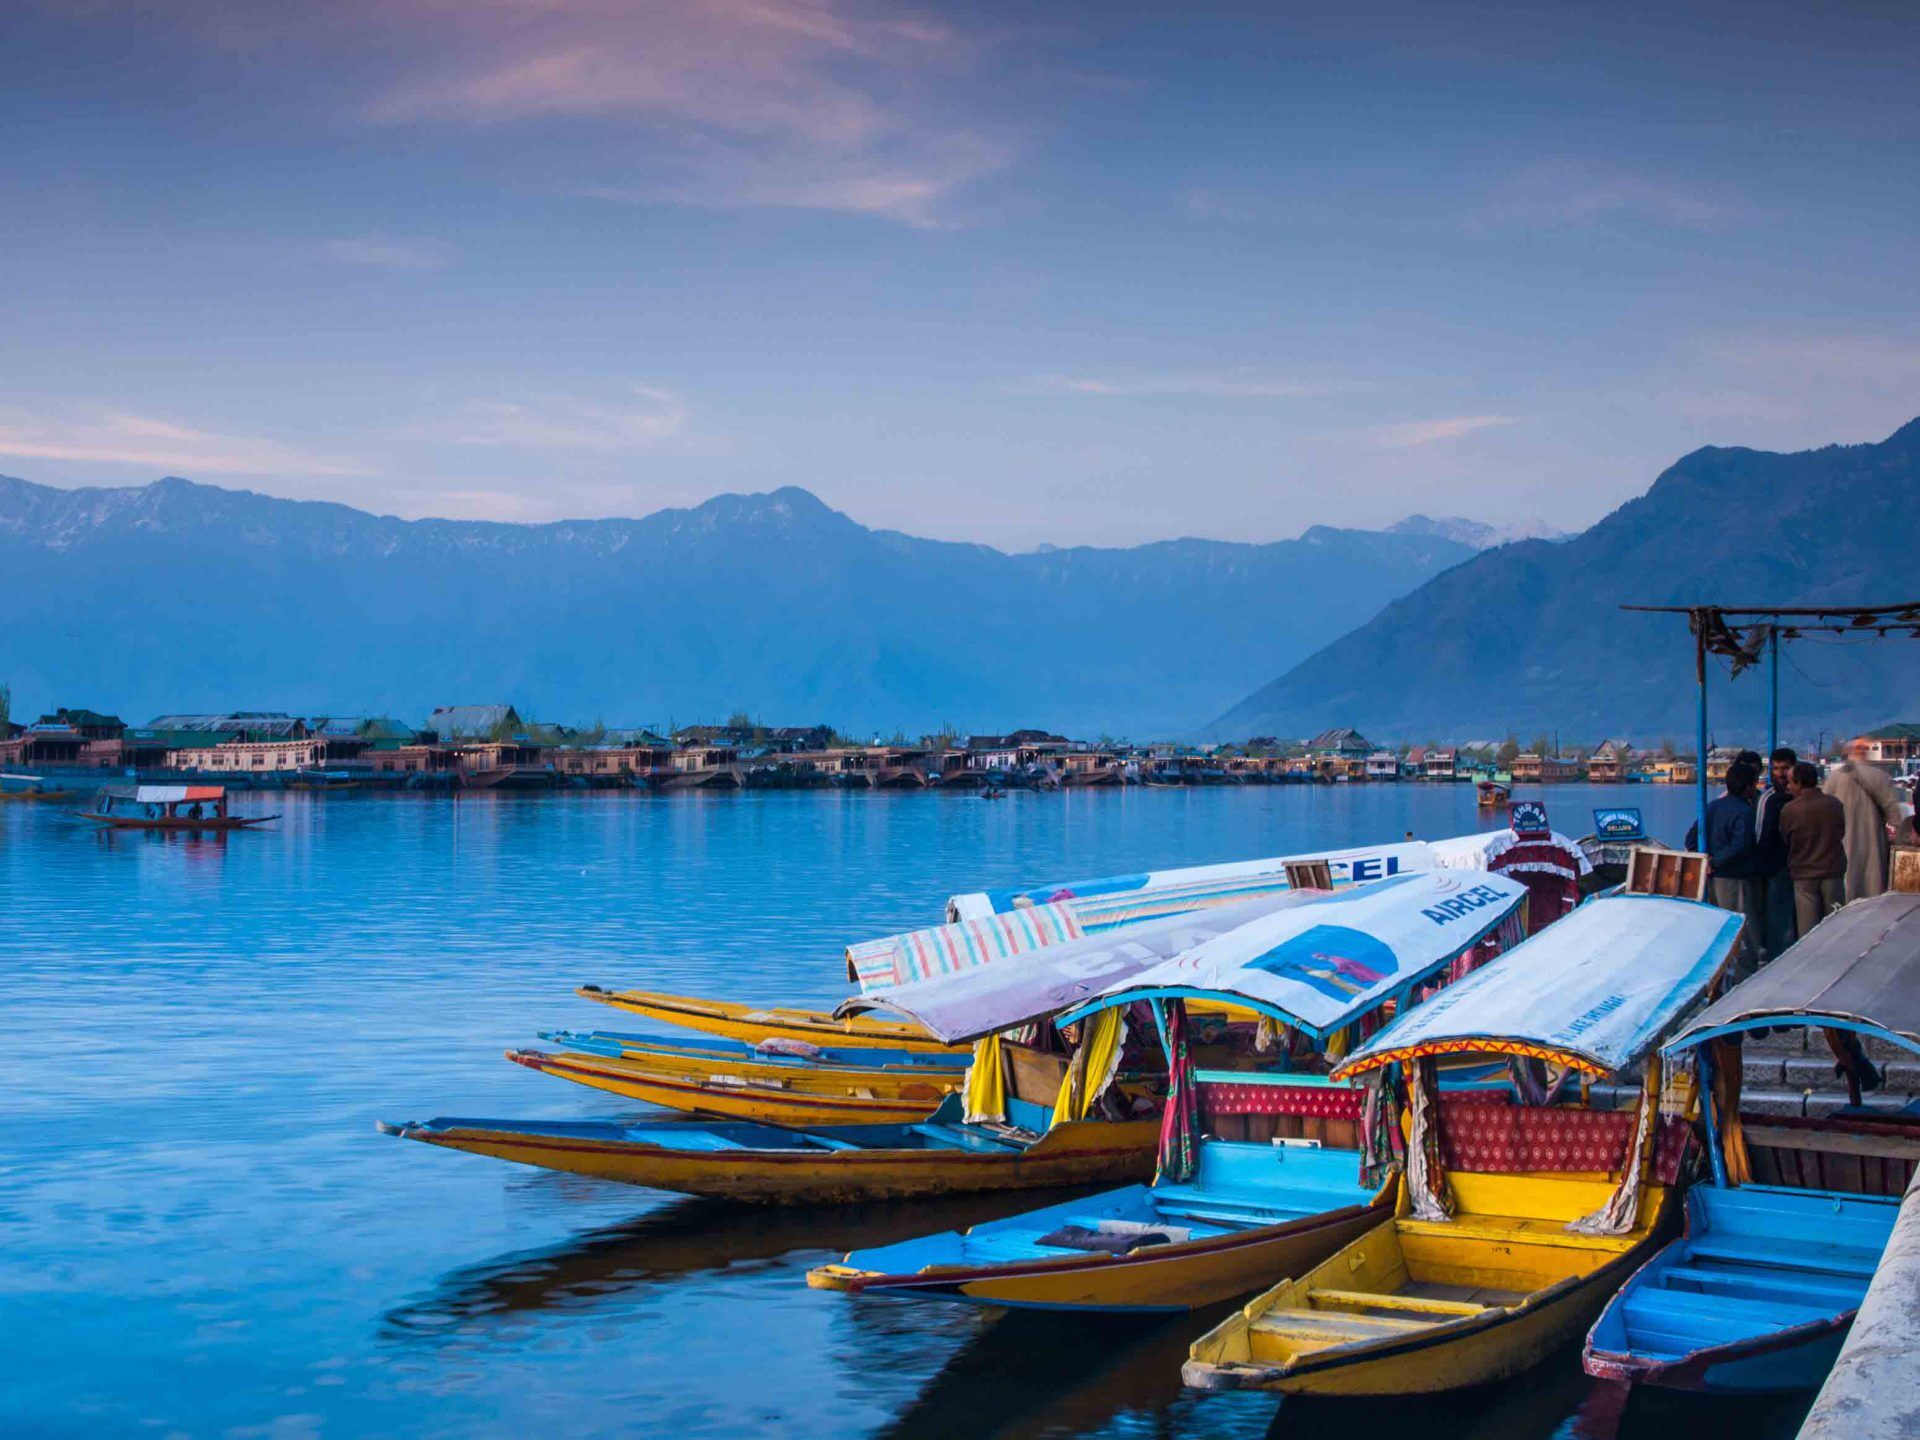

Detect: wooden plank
[1744,1125,1920,1162]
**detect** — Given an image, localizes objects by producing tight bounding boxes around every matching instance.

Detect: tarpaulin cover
[945,839,1437,921]
[846,903,1085,992]
[841,891,1320,1040]
[107,785,225,804]
[1056,871,1529,1041]
[1333,894,1741,1080]
[1665,890,1920,1056]
[853,871,1528,1044]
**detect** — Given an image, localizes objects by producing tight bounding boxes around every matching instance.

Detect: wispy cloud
[316,235,452,270]
[0,409,363,475]
[1035,372,1361,399]
[1372,415,1518,449]
[420,384,687,450]
[1659,333,1920,432]
[1477,164,1744,231]
[158,0,1014,228]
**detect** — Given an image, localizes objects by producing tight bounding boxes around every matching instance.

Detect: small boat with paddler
[809,869,1534,1313]
[76,783,277,831]
[1182,892,1742,1396]
[1583,889,1920,1393]
[0,773,74,803]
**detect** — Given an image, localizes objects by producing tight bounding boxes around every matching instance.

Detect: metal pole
[1768,624,1780,758]
[1696,620,1710,850]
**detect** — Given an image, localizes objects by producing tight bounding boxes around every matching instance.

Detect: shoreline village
[5,706,1917,796]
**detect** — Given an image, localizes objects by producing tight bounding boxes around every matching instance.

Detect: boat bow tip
[1180,1361,1276,1392]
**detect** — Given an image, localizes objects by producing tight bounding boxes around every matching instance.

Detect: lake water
[0,785,1813,1439]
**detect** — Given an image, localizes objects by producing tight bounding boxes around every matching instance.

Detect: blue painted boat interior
[837,1137,1373,1274]
[383,1093,1049,1156]
[540,1028,966,1070]
[1590,1184,1898,1388]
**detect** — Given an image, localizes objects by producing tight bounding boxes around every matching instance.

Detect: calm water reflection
[0,786,1809,1438]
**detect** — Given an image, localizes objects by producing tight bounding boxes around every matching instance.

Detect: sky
[0,0,1916,548]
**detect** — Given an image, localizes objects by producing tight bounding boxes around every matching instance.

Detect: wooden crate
[1626,846,1709,900]
[1894,845,1920,895]
[1284,858,1334,890]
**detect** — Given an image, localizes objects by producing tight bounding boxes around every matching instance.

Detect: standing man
[1826,738,1905,900]
[1706,760,1763,975]
[1754,747,1798,961]
[1781,761,1848,935]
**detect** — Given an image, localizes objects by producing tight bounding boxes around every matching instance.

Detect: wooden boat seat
[910,1122,1024,1152]
[1306,1287,1487,1317]
[1661,1263,1867,1308]
[1397,1212,1640,1252]
[1686,1236,1882,1278]
[1250,1309,1434,1341]
[1620,1285,1836,1349]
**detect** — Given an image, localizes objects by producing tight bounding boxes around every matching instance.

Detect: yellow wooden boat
[575,986,967,1054]
[380,1099,1160,1204]
[507,1047,960,1127]
[1184,1172,1676,1394]
[1183,893,1742,1396]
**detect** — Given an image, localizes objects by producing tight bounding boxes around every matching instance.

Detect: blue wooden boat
[1583,890,1920,1393]
[809,870,1533,1312]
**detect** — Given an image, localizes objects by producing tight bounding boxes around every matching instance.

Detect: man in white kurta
[1825,741,1905,900]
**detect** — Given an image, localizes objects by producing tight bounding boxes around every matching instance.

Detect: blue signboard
[1509,799,1550,837]
[1592,807,1646,841]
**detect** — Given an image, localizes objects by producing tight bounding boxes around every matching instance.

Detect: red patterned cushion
[1200,1081,1363,1120]
[1437,1096,1694,1177]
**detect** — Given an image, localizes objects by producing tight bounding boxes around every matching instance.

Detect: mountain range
[1213,418,1920,743]
[0,476,1480,736]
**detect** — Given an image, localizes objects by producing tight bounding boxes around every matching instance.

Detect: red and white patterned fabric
[1437,1096,1693,1179]
[1200,1081,1364,1120]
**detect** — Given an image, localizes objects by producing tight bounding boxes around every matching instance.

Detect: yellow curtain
[1050,1007,1127,1128]
[963,1034,1007,1124]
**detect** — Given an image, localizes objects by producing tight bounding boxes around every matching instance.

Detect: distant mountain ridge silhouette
[1212,417,1920,742]
[0,474,1478,734]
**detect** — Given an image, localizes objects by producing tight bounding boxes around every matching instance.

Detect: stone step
[1736,1087,1920,1120]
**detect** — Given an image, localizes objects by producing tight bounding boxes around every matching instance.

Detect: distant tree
[1658,735,1678,758]
[1529,732,1553,757]
[725,710,755,732]
[0,682,10,732]
[1497,736,1521,767]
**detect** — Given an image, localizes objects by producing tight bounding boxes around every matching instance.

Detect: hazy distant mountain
[1213,418,1920,743]
[1387,514,1567,549]
[0,476,1479,736]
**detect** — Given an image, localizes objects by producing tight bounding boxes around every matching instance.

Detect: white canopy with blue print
[848,870,1529,1045]
[1331,893,1743,1079]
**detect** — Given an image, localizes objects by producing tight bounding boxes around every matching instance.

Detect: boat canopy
[850,871,1528,1045]
[944,838,1444,921]
[1331,894,1741,1080]
[1664,890,1920,1057]
[102,784,226,804]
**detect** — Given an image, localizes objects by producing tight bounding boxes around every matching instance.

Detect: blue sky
[1,1,1915,546]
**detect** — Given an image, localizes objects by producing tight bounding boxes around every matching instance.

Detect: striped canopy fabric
[847,903,1085,991]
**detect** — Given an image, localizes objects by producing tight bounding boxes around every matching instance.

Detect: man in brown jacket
[1780,761,1848,935]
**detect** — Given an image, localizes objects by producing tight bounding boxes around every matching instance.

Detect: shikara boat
[1183,894,1743,1395]
[809,870,1533,1312]
[573,986,967,1055]
[76,784,277,830]
[1584,890,1920,1392]
[505,1037,964,1127]
[379,1093,1160,1204]
[1476,779,1511,809]
[0,773,74,803]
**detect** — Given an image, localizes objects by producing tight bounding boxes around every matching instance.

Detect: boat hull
[379,1114,1159,1204]
[76,813,275,830]
[813,1198,1387,1313]
[507,1048,956,1127]
[1582,1184,1894,1393]
[1185,1177,1676,1396]
[575,987,967,1055]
